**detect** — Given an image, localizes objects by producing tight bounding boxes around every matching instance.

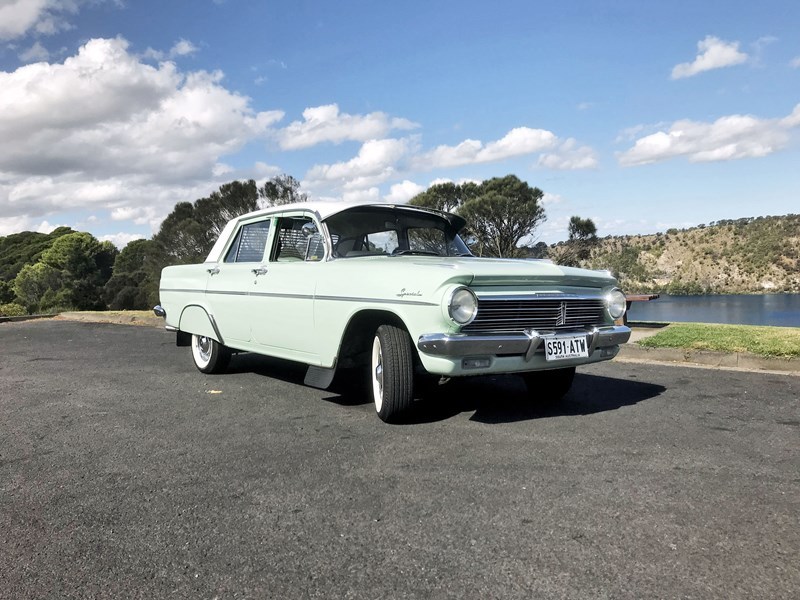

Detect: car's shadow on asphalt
[226,354,665,425]
[386,373,665,425]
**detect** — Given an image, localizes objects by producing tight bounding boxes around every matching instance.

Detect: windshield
[325,206,472,258]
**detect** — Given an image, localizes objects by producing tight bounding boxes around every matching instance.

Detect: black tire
[191,334,231,374]
[523,367,575,406]
[370,324,415,423]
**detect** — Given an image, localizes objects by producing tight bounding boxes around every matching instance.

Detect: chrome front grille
[463,296,607,333]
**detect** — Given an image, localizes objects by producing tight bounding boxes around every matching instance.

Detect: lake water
[627,294,800,328]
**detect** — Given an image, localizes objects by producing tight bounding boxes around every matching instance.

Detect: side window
[272,216,323,262]
[224,219,271,263]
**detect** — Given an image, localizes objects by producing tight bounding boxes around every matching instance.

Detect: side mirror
[301,222,318,237]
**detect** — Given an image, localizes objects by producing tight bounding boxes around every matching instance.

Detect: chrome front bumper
[417,325,631,360]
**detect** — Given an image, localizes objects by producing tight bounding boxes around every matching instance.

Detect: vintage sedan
[154,201,631,422]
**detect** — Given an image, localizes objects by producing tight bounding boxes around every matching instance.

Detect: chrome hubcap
[372,336,384,412]
[375,352,383,397]
[196,336,212,362]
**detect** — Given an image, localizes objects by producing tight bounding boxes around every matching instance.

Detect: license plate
[544,335,589,361]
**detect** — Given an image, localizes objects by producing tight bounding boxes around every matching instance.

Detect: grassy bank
[637,322,800,358]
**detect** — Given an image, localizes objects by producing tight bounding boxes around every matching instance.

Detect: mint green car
[155,202,630,422]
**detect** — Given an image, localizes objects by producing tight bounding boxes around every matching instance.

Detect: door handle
[252,266,269,276]
[207,266,220,275]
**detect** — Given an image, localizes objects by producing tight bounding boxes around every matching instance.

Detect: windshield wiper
[391,249,441,256]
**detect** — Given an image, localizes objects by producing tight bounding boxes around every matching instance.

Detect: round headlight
[606,289,627,320]
[448,287,478,325]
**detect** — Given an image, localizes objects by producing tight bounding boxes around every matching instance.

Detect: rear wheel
[371,324,414,423]
[191,334,231,374]
[523,367,575,406]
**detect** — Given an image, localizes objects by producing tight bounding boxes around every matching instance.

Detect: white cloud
[18,40,49,62]
[143,38,200,61]
[618,104,800,166]
[671,36,748,79]
[538,139,598,170]
[782,104,800,128]
[277,104,418,150]
[791,57,800,69]
[303,138,411,190]
[0,0,107,41]
[171,39,198,57]
[109,205,159,225]
[101,232,146,249]
[384,180,425,204]
[36,219,59,234]
[342,187,382,203]
[415,127,557,169]
[541,192,564,206]
[0,36,284,234]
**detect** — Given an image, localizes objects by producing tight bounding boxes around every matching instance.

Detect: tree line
[1,173,596,316]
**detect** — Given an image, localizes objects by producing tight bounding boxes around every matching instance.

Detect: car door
[249,212,322,363]
[205,217,272,344]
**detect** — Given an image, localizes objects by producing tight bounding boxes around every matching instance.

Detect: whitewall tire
[191,334,231,374]
[371,324,414,423]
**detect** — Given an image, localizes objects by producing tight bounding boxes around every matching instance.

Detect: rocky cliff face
[579,215,800,294]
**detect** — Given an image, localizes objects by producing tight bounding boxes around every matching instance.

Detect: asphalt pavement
[1,320,799,599]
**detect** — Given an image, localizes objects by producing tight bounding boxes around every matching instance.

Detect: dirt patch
[55,311,163,328]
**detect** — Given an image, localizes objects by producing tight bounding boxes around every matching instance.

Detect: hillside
[579,214,800,294]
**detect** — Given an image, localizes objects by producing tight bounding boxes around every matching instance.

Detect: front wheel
[371,325,414,423]
[191,334,231,374]
[522,367,575,406]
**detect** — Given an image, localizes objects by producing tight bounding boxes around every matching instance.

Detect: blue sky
[1,0,799,248]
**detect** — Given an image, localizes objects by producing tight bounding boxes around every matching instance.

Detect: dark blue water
[627,294,800,328]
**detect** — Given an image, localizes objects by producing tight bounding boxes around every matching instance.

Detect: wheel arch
[179,304,224,344]
[336,309,410,369]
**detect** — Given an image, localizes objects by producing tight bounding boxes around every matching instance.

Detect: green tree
[38,232,118,310]
[258,174,308,207]
[410,175,546,257]
[568,216,598,243]
[408,181,479,213]
[0,227,75,282]
[105,239,160,310]
[0,280,14,303]
[152,201,208,264]
[195,179,261,243]
[12,263,62,312]
[554,216,599,266]
[460,176,545,257]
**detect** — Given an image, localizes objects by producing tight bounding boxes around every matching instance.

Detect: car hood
[334,255,618,290]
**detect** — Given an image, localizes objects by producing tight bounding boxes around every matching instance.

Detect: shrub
[0,302,27,317]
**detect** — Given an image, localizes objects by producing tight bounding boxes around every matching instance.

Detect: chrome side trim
[205,290,248,296]
[208,314,224,345]
[160,288,205,294]
[315,294,438,307]
[417,325,631,359]
[162,288,436,306]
